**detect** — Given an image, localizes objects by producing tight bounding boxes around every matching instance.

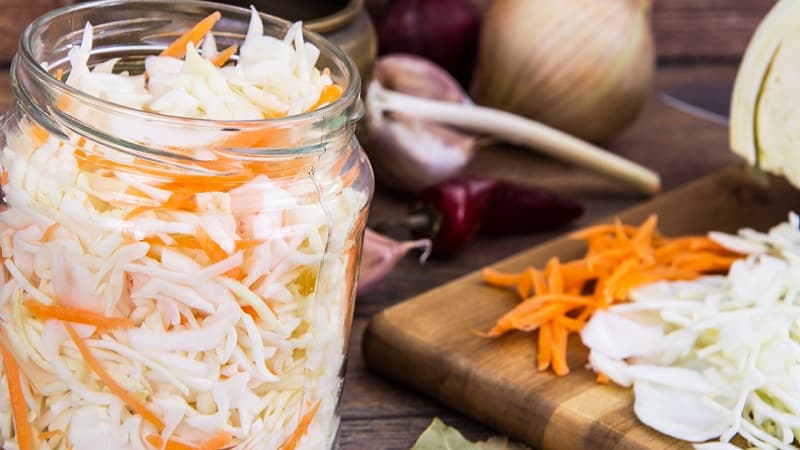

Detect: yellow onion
[472,0,655,143]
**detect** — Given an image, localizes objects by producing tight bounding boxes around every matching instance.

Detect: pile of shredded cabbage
[68,7,335,119]
[583,213,800,450]
[0,9,367,450]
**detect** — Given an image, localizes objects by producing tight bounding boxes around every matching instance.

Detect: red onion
[377,0,481,85]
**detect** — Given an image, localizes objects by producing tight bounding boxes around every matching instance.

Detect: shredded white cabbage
[0,8,366,450]
[67,8,331,120]
[582,213,800,450]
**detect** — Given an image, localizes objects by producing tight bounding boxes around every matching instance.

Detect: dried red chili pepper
[407,176,584,257]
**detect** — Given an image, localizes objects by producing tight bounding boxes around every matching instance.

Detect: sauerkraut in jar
[0,1,372,449]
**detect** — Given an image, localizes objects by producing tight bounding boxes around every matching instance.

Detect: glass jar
[0,1,372,449]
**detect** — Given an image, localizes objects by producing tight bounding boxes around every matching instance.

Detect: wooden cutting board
[362,166,800,450]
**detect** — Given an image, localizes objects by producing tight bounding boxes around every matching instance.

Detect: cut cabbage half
[730,0,800,187]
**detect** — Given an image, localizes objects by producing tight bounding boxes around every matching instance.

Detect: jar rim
[17,0,362,130]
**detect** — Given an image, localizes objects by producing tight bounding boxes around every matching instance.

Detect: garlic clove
[364,113,475,193]
[357,228,431,296]
[374,54,470,104]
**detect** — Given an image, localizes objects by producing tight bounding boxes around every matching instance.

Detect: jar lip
[17,0,362,129]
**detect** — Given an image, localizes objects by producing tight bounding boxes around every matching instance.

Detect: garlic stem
[368,81,662,195]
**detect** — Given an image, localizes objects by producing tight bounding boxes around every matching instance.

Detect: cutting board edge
[363,312,673,450]
[363,312,550,447]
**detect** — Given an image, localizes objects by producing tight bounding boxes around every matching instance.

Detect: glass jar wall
[0,1,372,449]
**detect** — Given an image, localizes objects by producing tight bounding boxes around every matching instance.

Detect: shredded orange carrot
[163,191,198,211]
[550,323,569,376]
[537,321,552,371]
[596,372,610,384]
[497,295,595,319]
[482,268,525,288]
[343,210,369,306]
[481,214,745,377]
[569,223,639,240]
[280,401,321,450]
[198,430,233,450]
[55,68,64,82]
[160,11,222,58]
[145,434,197,450]
[483,302,577,337]
[308,84,343,111]
[42,223,60,242]
[218,126,294,150]
[545,258,564,294]
[74,148,252,194]
[235,239,265,251]
[24,300,134,331]
[340,162,361,189]
[0,340,34,450]
[515,275,532,300]
[30,124,50,145]
[189,232,245,280]
[555,315,586,332]
[124,206,151,220]
[225,267,246,281]
[197,228,229,263]
[241,305,258,319]
[529,268,547,296]
[211,44,238,67]
[65,324,165,430]
[575,306,595,323]
[39,429,65,440]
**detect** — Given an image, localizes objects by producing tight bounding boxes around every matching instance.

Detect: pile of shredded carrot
[481,214,743,377]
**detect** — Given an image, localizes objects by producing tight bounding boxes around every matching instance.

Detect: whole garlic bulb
[472,0,655,143]
[363,54,476,194]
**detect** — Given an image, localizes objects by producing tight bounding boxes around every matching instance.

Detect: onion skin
[472,0,655,143]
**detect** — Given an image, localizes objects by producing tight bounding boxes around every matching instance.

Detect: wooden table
[0,5,769,445]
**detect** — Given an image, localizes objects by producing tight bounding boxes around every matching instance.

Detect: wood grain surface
[652,0,775,62]
[362,166,800,450]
